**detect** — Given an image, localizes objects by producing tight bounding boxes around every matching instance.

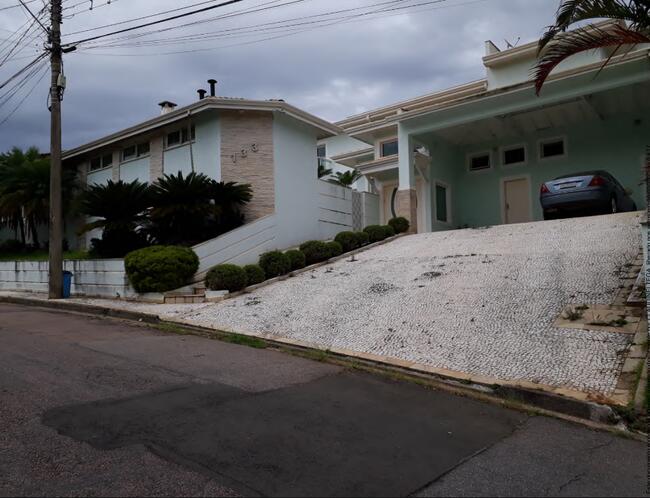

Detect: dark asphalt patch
[43,372,526,497]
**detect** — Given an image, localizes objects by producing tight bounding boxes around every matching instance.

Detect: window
[89,153,112,172]
[468,151,491,172]
[121,142,150,162]
[502,145,526,166]
[166,125,196,148]
[317,144,326,158]
[435,184,448,223]
[380,139,398,157]
[539,138,566,159]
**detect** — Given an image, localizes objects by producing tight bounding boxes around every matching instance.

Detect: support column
[149,136,164,182]
[396,123,417,232]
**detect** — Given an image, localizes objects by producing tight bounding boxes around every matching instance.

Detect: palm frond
[534,23,650,95]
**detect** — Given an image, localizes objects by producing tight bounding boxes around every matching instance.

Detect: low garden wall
[318,181,353,239]
[0,259,136,298]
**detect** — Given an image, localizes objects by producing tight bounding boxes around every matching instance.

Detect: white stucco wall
[119,157,150,183]
[273,112,321,248]
[163,113,220,180]
[86,167,112,186]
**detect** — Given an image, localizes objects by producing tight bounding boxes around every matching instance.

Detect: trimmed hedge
[388,216,410,234]
[286,249,306,271]
[125,245,199,293]
[259,250,291,278]
[354,231,370,247]
[299,240,330,265]
[363,225,389,243]
[381,225,396,239]
[243,264,266,286]
[206,264,248,292]
[325,241,343,259]
[334,231,358,252]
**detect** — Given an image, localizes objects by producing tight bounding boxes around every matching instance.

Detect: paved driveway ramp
[141,213,645,395]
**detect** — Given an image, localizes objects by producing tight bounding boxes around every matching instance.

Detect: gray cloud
[0,0,558,152]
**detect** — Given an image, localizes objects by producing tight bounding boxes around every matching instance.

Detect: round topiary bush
[285,249,306,271]
[206,264,248,292]
[334,231,359,252]
[325,241,343,259]
[388,216,410,234]
[354,231,370,247]
[363,225,388,243]
[125,245,199,294]
[243,264,266,286]
[259,250,291,278]
[299,240,330,265]
[381,225,396,239]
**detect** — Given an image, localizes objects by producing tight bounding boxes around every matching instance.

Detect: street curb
[0,294,636,434]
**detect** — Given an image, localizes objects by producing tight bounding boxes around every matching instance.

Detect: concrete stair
[163,285,206,304]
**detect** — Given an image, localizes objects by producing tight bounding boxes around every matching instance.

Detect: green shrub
[354,231,370,247]
[334,231,358,252]
[259,250,291,278]
[381,225,396,239]
[125,245,199,293]
[243,264,266,286]
[325,241,343,259]
[388,217,410,234]
[299,240,330,265]
[206,264,248,292]
[0,239,25,253]
[286,249,306,271]
[364,225,388,243]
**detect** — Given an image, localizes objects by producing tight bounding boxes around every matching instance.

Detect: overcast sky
[0,0,559,152]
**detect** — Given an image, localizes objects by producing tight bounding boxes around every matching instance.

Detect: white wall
[273,112,321,247]
[319,134,370,157]
[163,113,220,180]
[119,157,150,183]
[318,180,353,239]
[0,259,136,298]
[86,167,112,186]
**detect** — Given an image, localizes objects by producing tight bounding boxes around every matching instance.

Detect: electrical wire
[0,51,47,91]
[0,62,48,126]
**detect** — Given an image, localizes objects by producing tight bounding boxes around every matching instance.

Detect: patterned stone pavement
[78,212,643,395]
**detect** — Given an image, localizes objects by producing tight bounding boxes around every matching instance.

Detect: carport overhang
[390,49,650,230]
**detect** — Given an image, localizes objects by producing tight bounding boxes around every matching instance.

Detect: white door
[503,178,531,224]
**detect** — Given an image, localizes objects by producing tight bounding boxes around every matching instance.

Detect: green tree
[333,169,362,188]
[0,147,76,248]
[535,0,650,94]
[78,179,150,257]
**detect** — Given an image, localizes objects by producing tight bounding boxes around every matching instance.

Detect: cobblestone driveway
[91,213,644,395]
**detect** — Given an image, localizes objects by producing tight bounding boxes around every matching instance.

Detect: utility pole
[48,0,63,299]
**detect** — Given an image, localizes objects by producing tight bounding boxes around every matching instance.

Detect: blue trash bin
[62,271,73,298]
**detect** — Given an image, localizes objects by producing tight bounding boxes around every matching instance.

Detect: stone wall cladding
[220,110,275,221]
[111,150,120,182]
[395,188,418,233]
[149,136,164,181]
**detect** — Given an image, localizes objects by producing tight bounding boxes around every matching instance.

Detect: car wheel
[543,211,555,220]
[610,197,618,214]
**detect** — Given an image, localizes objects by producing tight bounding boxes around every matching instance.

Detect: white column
[398,123,415,190]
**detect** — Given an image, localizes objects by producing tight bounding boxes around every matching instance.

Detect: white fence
[318,181,353,239]
[192,214,278,280]
[0,259,136,298]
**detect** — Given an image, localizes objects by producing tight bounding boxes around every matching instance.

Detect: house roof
[62,97,342,160]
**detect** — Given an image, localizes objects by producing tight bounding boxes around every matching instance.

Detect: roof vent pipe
[197,89,207,100]
[207,79,217,97]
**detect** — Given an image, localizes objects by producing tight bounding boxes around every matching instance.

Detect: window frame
[379,138,399,158]
[434,181,452,225]
[538,136,567,161]
[467,150,493,173]
[88,152,113,172]
[317,144,327,158]
[121,141,150,163]
[165,124,196,150]
[500,143,527,168]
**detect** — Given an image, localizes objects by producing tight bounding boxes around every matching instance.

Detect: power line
[0,51,47,91]
[64,0,246,47]
[17,0,49,35]
[0,0,39,13]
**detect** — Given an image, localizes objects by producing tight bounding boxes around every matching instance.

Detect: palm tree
[210,180,253,233]
[0,147,76,248]
[333,169,362,188]
[78,179,150,257]
[534,0,650,95]
[318,162,332,178]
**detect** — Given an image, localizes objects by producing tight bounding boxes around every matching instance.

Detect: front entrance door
[503,178,531,224]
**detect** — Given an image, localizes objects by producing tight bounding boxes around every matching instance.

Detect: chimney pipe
[197,89,207,100]
[207,79,217,97]
[158,100,177,115]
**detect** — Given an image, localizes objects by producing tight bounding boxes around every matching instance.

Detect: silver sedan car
[540,170,637,220]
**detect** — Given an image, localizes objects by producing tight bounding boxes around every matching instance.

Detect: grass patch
[0,250,90,262]
[220,333,267,349]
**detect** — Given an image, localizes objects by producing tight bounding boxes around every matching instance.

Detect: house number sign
[231,143,259,163]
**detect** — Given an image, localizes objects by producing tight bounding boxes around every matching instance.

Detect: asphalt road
[0,303,647,497]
